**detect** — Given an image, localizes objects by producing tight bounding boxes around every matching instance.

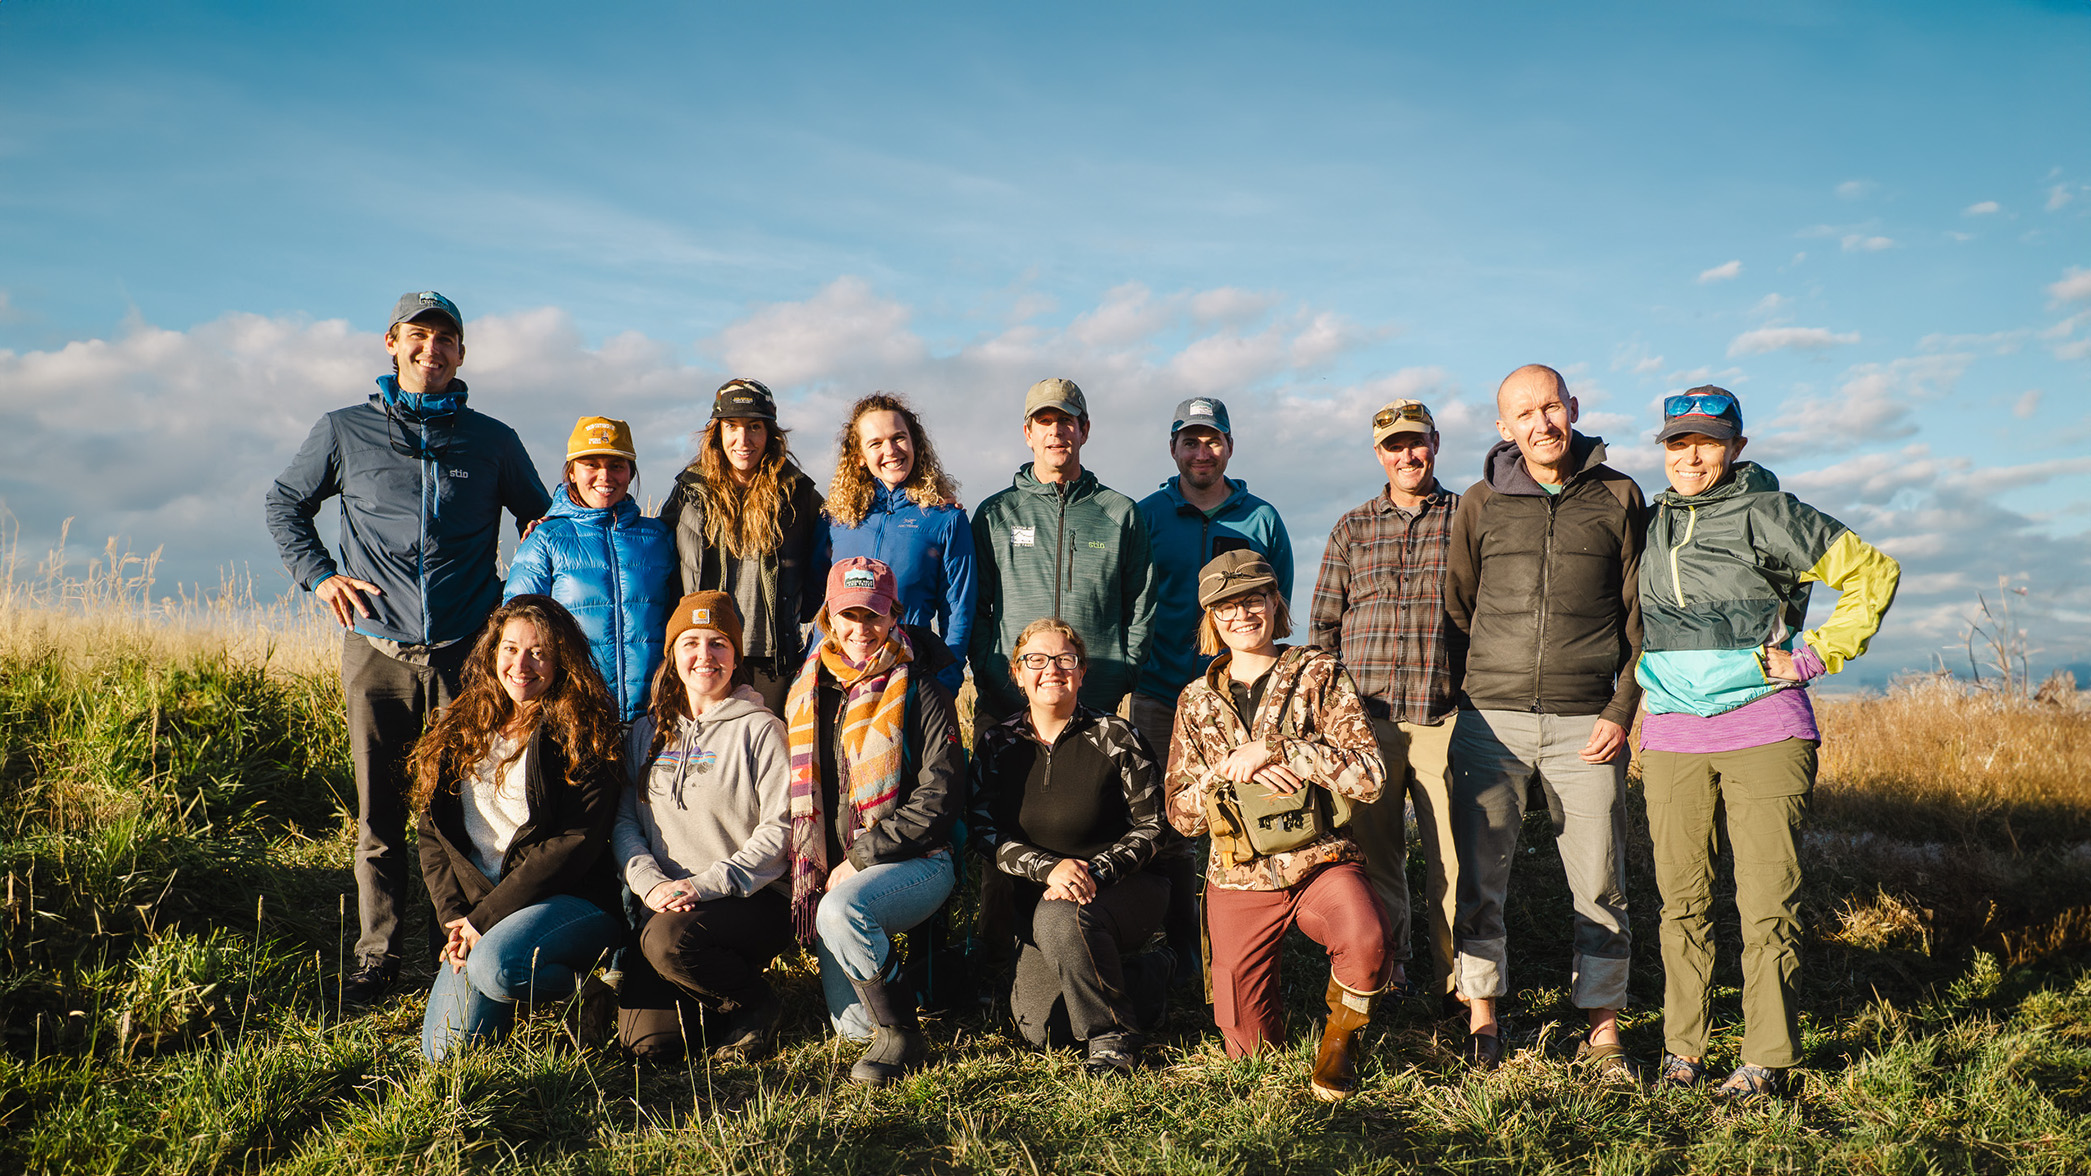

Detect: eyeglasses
[1212,595,1272,621]
[1663,392,1738,420]
[1373,404,1430,429]
[1017,652,1081,671]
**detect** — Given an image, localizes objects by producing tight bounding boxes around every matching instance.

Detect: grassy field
[4,590,2091,1174]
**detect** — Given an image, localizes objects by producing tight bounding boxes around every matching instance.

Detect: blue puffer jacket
[505,489,679,722]
[821,483,976,693]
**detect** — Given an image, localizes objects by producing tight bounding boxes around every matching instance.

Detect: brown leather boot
[1309,975,1376,1102]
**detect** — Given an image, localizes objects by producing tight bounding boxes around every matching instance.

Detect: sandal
[1465,1030,1504,1072]
[1713,1063,1782,1102]
[1574,1033,1641,1086]
[1657,1054,1709,1090]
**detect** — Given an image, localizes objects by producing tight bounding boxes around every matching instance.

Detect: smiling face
[1663,433,1747,497]
[1014,628,1086,713]
[495,618,553,707]
[673,626,738,706]
[1171,425,1232,494]
[831,605,895,664]
[1375,430,1439,498]
[1024,408,1089,481]
[568,455,634,509]
[385,318,465,397]
[719,419,770,477]
[1495,368,1578,476]
[855,408,916,490]
[1211,589,1277,656]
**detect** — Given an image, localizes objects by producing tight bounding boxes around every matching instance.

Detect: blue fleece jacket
[504,489,680,722]
[821,483,976,693]
[265,376,551,646]
[1134,476,1294,702]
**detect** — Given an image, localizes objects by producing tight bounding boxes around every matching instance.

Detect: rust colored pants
[1205,861,1389,1057]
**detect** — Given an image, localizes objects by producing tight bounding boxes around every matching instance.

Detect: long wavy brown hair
[408,596,623,811]
[824,393,961,528]
[688,416,797,558]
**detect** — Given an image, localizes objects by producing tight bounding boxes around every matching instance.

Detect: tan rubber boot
[1309,974,1376,1102]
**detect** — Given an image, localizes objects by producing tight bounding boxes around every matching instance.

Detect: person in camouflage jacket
[1163,550,1389,1101]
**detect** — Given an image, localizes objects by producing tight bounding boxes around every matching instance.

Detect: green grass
[4,634,2090,1174]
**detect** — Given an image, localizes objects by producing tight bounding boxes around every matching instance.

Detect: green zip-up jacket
[1637,461,1900,716]
[968,464,1156,718]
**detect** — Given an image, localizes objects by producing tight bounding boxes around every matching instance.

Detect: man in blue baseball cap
[266,290,551,1006]
[1132,395,1294,990]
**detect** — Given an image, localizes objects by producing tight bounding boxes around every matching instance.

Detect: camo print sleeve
[1164,685,1228,838]
[1266,650,1386,805]
[1085,714,1165,887]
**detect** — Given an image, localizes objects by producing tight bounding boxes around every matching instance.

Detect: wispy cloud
[1697,260,1742,283]
[2048,267,2091,305]
[2048,184,2074,212]
[1835,179,1875,200]
[1841,234,1896,252]
[1964,200,2000,216]
[1728,326,1861,356]
[2014,389,2042,419]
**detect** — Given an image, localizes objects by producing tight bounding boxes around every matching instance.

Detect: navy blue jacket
[821,484,976,693]
[265,377,550,646]
[505,489,680,722]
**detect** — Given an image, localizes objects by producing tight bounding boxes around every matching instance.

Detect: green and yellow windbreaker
[1637,462,1900,717]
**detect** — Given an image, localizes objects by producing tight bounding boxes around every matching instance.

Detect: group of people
[266,290,1900,1103]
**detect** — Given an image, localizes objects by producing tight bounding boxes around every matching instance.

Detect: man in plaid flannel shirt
[1308,398,1461,1015]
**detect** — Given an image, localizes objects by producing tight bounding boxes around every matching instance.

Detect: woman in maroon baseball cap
[780,556,966,1086]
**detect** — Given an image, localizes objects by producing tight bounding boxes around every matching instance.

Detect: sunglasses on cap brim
[1663,392,1739,420]
[1373,405,1430,429]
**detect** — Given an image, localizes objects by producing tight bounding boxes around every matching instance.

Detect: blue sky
[2,1,2087,683]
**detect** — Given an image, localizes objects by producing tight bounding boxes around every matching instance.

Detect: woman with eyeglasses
[820,393,976,696]
[410,595,624,1061]
[505,417,678,724]
[1636,386,1899,1101]
[784,557,965,1086]
[1163,550,1389,1102]
[970,618,1171,1076]
[661,379,827,714]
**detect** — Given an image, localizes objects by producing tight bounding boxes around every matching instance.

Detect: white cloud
[1697,260,1742,283]
[711,276,925,387]
[1835,179,1875,200]
[1917,328,2031,355]
[2048,267,2091,305]
[2048,184,2074,212]
[1841,234,1896,252]
[1727,326,1861,357]
[1188,287,1277,326]
[1964,201,2001,216]
[1752,293,1791,317]
[2014,389,2042,419]
[1763,354,1968,449]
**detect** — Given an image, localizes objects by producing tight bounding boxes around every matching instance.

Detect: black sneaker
[340,958,400,1007]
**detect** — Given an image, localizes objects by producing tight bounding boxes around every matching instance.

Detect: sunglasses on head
[1373,404,1429,429]
[1663,392,1738,420]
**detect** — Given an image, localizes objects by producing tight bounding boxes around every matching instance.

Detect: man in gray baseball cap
[266,289,550,1007]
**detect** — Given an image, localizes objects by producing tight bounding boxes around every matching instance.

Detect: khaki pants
[1642,739,1816,1069]
[1351,717,1457,993]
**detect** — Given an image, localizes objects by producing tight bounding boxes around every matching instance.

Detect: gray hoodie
[612,685,792,902]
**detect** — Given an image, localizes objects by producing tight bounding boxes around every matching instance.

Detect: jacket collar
[374,373,468,420]
[1014,463,1098,501]
[1482,432,1607,495]
[1653,460,1779,508]
[1160,475,1248,515]
[544,486,641,525]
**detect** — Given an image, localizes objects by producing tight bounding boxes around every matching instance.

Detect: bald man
[1443,364,1646,1077]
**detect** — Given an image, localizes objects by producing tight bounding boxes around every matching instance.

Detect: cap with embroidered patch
[565,416,636,462]
[825,556,897,616]
[664,591,744,659]
[711,378,778,423]
[1171,397,1231,437]
[389,290,463,338]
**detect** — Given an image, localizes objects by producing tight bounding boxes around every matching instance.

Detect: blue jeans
[420,895,622,1061]
[813,853,955,1039]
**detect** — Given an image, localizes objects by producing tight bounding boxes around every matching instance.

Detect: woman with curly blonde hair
[410,595,625,1061]
[820,393,975,692]
[660,379,827,714]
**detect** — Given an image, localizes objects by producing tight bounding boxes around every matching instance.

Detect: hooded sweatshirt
[504,488,679,722]
[1134,476,1294,703]
[1445,433,1646,727]
[820,482,977,694]
[969,464,1156,717]
[265,375,551,646]
[611,686,792,903]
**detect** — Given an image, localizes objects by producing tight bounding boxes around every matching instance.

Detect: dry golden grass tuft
[1814,675,2091,847]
